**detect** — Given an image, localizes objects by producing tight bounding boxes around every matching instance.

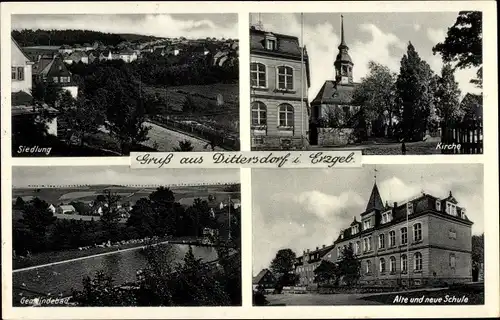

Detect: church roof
[311,80,357,105]
[365,182,385,213]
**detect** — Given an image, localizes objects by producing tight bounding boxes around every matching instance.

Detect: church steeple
[334,14,354,85]
[365,182,385,212]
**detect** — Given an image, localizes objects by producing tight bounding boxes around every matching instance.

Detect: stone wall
[317,128,355,146]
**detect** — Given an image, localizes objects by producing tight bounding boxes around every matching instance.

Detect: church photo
[249,12,483,154]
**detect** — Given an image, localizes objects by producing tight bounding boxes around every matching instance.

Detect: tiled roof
[250,27,307,58]
[32,58,54,75]
[364,182,385,213]
[311,80,358,105]
[253,269,274,284]
[11,91,33,106]
[39,57,71,78]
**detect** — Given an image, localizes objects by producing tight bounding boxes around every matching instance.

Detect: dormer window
[363,220,371,230]
[407,202,414,215]
[461,208,466,219]
[436,200,441,211]
[340,231,344,239]
[265,33,277,50]
[445,202,457,216]
[381,210,393,224]
[351,225,359,235]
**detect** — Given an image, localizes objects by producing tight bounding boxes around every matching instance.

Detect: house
[57,205,76,215]
[253,269,277,291]
[48,204,56,214]
[34,55,79,98]
[59,45,73,55]
[118,48,138,63]
[250,24,311,150]
[294,244,335,287]
[295,182,474,288]
[11,38,58,136]
[65,51,89,64]
[309,16,362,146]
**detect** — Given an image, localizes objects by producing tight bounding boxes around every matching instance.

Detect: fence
[148,115,240,151]
[440,118,483,154]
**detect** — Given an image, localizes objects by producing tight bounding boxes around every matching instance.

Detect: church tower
[334,15,354,85]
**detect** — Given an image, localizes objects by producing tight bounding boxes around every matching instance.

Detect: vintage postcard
[252,164,484,305]
[10,166,241,307]
[249,12,483,154]
[1,1,498,320]
[10,13,239,157]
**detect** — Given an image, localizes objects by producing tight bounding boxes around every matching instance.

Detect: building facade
[295,182,474,288]
[310,16,361,146]
[295,244,334,287]
[11,38,58,136]
[250,25,311,150]
[253,268,277,291]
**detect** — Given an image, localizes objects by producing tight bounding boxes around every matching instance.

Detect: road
[309,140,441,155]
[142,121,225,152]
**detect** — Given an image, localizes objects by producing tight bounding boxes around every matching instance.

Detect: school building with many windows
[249,23,311,150]
[294,182,474,288]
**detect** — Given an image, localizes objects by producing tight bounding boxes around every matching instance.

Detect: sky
[252,164,484,275]
[12,14,238,39]
[12,167,240,188]
[251,12,482,101]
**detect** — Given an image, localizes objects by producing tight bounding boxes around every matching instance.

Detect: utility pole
[228,195,232,241]
[300,12,305,149]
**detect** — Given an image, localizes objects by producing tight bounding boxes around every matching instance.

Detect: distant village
[21,36,239,67]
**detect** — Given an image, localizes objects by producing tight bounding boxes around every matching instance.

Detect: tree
[20,197,56,250]
[435,64,463,121]
[270,248,297,291]
[127,198,157,237]
[472,233,484,270]
[336,245,361,286]
[14,197,26,210]
[31,78,63,109]
[100,191,122,239]
[174,140,194,152]
[313,260,339,286]
[432,11,482,88]
[351,61,398,136]
[396,42,436,141]
[58,92,100,146]
[72,271,137,306]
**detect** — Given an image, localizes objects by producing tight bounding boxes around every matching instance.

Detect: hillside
[11,29,162,47]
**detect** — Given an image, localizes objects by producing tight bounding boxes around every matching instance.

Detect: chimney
[322,244,326,248]
[316,246,319,251]
[393,202,397,208]
[306,249,310,253]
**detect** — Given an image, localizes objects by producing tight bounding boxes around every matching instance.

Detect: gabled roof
[11,37,32,63]
[32,57,54,75]
[250,27,307,58]
[39,57,72,78]
[364,182,385,213]
[11,91,33,106]
[252,268,274,284]
[311,80,358,105]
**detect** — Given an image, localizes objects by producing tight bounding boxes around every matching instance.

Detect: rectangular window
[53,77,59,83]
[436,200,441,211]
[378,234,385,249]
[450,254,456,268]
[60,76,70,83]
[401,227,408,245]
[363,220,371,230]
[17,67,24,81]
[266,39,276,50]
[11,67,17,80]
[413,223,422,242]
[250,63,266,88]
[389,231,396,247]
[277,66,294,90]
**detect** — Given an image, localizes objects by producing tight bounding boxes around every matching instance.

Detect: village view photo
[252,164,484,306]
[10,14,239,157]
[249,12,483,154]
[12,167,241,307]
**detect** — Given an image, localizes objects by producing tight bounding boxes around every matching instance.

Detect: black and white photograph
[249,12,483,154]
[12,167,241,306]
[11,14,239,157]
[252,164,484,305]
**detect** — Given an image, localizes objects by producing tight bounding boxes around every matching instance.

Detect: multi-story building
[250,24,311,150]
[295,244,334,287]
[295,182,474,288]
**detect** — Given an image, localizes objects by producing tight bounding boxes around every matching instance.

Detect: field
[144,83,239,134]
[12,184,241,218]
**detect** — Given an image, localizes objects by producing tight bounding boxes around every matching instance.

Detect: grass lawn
[361,288,484,305]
